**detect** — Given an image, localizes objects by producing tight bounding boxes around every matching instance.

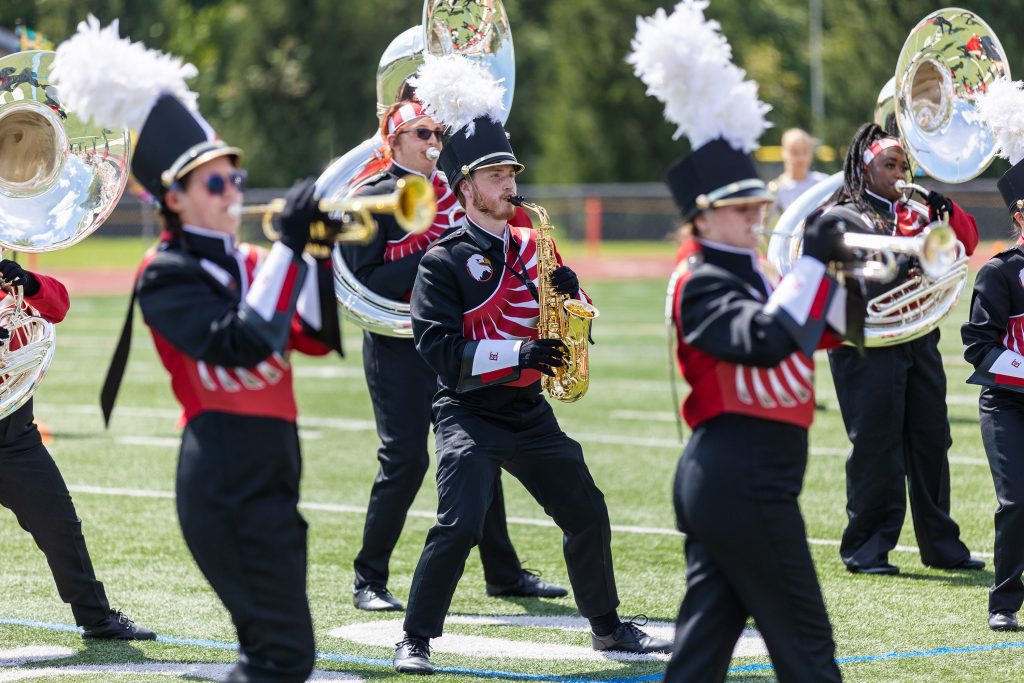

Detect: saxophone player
[342,99,566,613]
[393,63,670,674]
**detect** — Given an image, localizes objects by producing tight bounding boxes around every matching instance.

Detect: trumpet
[837,223,960,282]
[238,175,437,250]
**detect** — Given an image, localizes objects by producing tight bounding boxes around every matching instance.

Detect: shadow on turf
[893,569,994,586]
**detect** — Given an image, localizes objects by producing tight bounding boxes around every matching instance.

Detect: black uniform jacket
[963,241,1024,394]
[138,225,338,423]
[341,163,463,301]
[673,238,850,429]
[411,218,591,401]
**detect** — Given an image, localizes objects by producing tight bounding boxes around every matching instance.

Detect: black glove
[273,177,320,254]
[518,339,567,376]
[0,260,40,297]
[926,190,954,219]
[549,265,579,297]
[802,212,851,265]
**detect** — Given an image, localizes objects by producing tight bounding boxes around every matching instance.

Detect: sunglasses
[202,170,248,195]
[400,127,445,142]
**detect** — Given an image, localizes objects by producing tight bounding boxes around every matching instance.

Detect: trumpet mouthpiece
[227,204,243,218]
[426,148,440,161]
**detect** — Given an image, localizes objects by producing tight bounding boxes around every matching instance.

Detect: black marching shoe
[82,609,156,640]
[394,635,433,675]
[846,563,900,576]
[486,570,568,598]
[353,585,404,611]
[989,611,1020,632]
[591,616,671,654]
[940,556,986,571]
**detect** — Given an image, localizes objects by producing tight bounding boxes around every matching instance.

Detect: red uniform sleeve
[287,316,333,356]
[944,199,979,256]
[25,273,70,323]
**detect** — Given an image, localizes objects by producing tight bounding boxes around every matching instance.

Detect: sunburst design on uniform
[463,226,539,341]
[384,171,465,262]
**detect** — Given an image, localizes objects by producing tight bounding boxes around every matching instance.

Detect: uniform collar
[865,189,897,217]
[465,217,510,252]
[180,225,239,268]
[391,161,427,179]
[695,238,769,298]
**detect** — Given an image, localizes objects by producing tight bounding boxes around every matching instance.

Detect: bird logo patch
[466,254,493,282]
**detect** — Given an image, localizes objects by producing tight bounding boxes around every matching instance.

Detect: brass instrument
[242,175,436,250]
[767,7,1002,347]
[509,195,598,403]
[838,222,960,282]
[0,50,130,419]
[326,0,517,338]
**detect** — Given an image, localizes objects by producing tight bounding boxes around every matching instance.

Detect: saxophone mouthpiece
[507,195,524,206]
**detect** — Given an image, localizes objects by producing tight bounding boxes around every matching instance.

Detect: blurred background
[2,0,1021,244]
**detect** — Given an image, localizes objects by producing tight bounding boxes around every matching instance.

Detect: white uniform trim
[472,339,523,376]
[245,242,295,322]
[765,256,826,325]
[296,253,322,331]
[990,349,1024,379]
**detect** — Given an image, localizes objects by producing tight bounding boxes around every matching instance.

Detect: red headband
[862,137,902,166]
[387,102,427,135]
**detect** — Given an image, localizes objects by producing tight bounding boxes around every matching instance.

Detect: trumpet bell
[894,8,1008,183]
[0,51,130,252]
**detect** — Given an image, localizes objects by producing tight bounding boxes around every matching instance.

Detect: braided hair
[829,122,899,233]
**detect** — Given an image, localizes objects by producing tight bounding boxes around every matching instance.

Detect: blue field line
[4,616,1024,681]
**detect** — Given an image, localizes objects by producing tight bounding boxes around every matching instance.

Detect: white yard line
[64,483,994,559]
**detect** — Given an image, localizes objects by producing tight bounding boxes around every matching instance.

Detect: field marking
[330,615,766,661]
[0,640,360,682]
[3,614,1024,682]
[63,484,995,560]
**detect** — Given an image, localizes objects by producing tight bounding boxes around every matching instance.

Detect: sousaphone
[0,50,129,418]
[324,0,515,338]
[767,7,1005,346]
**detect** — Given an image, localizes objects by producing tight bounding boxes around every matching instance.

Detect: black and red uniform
[342,163,530,594]
[963,241,1024,614]
[828,191,977,571]
[138,226,337,682]
[403,218,608,638]
[665,238,851,682]
[0,276,119,629]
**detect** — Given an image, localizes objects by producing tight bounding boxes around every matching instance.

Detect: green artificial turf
[0,274,1017,681]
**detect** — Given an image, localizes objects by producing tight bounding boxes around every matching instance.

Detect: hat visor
[174,146,245,183]
[710,186,774,209]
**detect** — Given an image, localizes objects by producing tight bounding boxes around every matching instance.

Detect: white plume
[977,78,1024,166]
[407,54,505,137]
[50,15,199,131]
[627,0,770,153]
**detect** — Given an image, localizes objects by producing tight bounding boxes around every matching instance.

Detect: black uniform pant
[829,330,969,569]
[666,414,841,683]
[354,332,522,590]
[980,388,1024,614]
[0,400,111,627]
[403,392,618,638]
[177,413,314,683]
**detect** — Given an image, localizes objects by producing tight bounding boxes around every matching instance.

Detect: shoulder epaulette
[430,226,468,248]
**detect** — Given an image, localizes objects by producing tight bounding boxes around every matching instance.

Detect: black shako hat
[132,94,243,199]
[997,158,1024,215]
[437,116,524,192]
[665,138,772,222]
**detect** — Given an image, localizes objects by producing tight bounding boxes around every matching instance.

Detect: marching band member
[69,19,341,680]
[963,82,1024,632]
[963,157,1024,632]
[391,57,670,675]
[825,122,983,575]
[630,5,863,679]
[342,99,565,612]
[0,261,154,640]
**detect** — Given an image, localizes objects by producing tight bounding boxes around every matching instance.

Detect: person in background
[769,128,829,216]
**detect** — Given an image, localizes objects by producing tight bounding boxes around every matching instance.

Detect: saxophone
[509,196,599,403]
